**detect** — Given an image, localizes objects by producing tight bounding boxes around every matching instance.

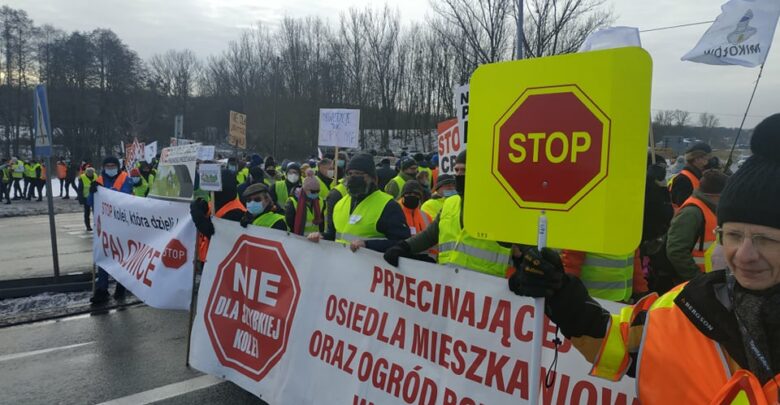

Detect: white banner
[145,141,158,164]
[454,84,469,145]
[93,188,196,310]
[682,0,780,67]
[437,118,462,175]
[318,108,360,148]
[190,219,636,404]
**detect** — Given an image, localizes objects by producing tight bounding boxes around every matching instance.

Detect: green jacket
[665,190,717,282]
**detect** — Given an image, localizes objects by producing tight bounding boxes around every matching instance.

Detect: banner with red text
[93,188,195,310]
[189,219,637,404]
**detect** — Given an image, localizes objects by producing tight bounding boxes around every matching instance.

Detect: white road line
[96,375,224,405]
[0,341,94,362]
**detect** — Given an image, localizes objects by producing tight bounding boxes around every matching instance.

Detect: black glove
[89,182,98,194]
[383,241,411,267]
[508,247,564,298]
[190,199,209,219]
[240,212,253,228]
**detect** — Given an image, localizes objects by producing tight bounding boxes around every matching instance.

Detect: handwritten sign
[318,108,360,148]
[229,111,247,149]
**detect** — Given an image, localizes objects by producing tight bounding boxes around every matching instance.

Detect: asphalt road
[0,305,267,405]
[0,212,93,281]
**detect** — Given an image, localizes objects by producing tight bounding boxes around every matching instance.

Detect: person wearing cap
[414,153,433,189]
[240,183,287,231]
[385,157,418,199]
[238,165,268,202]
[191,170,247,266]
[376,158,396,191]
[507,113,780,404]
[421,174,456,218]
[89,156,134,305]
[77,165,97,230]
[271,162,302,210]
[264,156,279,181]
[309,153,410,253]
[398,180,432,236]
[663,169,729,291]
[669,142,712,208]
[129,168,149,197]
[384,150,513,277]
[285,170,324,237]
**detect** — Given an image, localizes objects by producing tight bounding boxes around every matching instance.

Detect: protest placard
[318,109,360,148]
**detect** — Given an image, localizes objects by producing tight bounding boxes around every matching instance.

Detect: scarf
[293,190,322,235]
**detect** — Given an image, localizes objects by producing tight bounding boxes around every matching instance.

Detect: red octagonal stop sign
[205,235,301,381]
[492,84,611,211]
[162,239,187,269]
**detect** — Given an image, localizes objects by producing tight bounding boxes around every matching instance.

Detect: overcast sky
[7,0,779,128]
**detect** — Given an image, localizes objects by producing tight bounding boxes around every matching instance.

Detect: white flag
[682,0,780,67]
[579,26,642,52]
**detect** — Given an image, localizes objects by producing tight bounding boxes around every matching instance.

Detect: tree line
[652,109,746,150]
[0,1,612,162]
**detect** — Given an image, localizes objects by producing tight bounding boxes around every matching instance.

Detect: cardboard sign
[198,163,222,192]
[465,47,652,254]
[229,111,247,149]
[318,109,360,148]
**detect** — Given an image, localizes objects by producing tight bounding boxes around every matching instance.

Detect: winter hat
[250,154,263,168]
[129,168,141,177]
[102,156,120,167]
[401,180,424,197]
[264,156,276,168]
[346,153,377,178]
[698,169,728,194]
[286,162,301,174]
[717,113,780,228]
[685,142,712,162]
[243,183,269,198]
[400,157,418,171]
[434,174,456,190]
[456,150,467,165]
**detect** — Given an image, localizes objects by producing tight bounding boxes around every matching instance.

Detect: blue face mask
[246,200,264,215]
[306,192,319,200]
[337,160,345,168]
[105,168,118,177]
[130,176,141,185]
[442,189,458,198]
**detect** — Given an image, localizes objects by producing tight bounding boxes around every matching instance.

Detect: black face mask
[403,195,420,209]
[346,175,369,198]
[455,175,466,196]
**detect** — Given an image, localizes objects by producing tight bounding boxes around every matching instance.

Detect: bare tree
[149,49,201,116]
[523,0,615,57]
[672,109,691,127]
[698,112,720,128]
[430,0,514,65]
[653,110,674,127]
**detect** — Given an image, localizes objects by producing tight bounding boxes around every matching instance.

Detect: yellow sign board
[464,47,652,254]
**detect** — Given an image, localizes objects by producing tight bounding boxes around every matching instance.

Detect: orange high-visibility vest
[679,196,717,272]
[670,169,701,211]
[400,200,436,257]
[96,172,128,192]
[197,198,246,263]
[56,163,67,179]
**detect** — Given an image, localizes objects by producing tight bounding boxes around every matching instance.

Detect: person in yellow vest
[1,158,11,204]
[128,168,149,197]
[78,166,97,231]
[30,159,45,201]
[315,157,334,194]
[285,171,325,237]
[421,174,456,219]
[384,150,513,277]
[508,113,780,405]
[384,157,418,199]
[324,154,350,237]
[414,153,433,190]
[270,162,301,210]
[309,153,410,253]
[668,142,711,208]
[239,183,288,231]
[561,250,647,303]
[666,170,728,286]
[24,160,37,200]
[11,158,24,199]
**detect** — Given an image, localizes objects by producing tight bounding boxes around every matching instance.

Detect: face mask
[346,175,368,198]
[327,169,335,178]
[307,192,319,200]
[266,169,276,176]
[228,165,237,173]
[403,195,420,209]
[337,160,345,168]
[287,173,300,183]
[130,176,141,185]
[246,200,265,215]
[442,189,458,198]
[455,175,466,196]
[105,168,118,177]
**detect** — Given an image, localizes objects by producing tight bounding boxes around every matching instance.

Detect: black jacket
[670,165,702,207]
[376,164,396,191]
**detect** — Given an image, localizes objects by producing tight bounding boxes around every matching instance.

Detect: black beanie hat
[346,153,377,178]
[435,174,456,190]
[456,150,467,165]
[401,180,425,197]
[400,157,418,171]
[717,113,780,228]
[102,156,120,167]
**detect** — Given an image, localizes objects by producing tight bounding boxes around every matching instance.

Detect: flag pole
[725,62,765,172]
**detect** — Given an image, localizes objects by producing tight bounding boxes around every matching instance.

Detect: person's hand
[89,182,98,194]
[508,246,565,298]
[383,241,411,267]
[239,213,253,228]
[190,199,209,218]
[350,239,366,252]
[307,232,321,243]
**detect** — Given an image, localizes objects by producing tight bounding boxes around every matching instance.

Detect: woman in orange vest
[190,169,246,265]
[508,114,780,405]
[397,180,436,262]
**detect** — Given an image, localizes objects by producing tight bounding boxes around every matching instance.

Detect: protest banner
[229,111,247,149]
[198,163,222,192]
[93,188,195,310]
[437,118,462,175]
[318,108,360,148]
[145,141,158,163]
[189,219,637,404]
[149,143,201,201]
[125,138,145,170]
[198,145,216,161]
[454,84,469,144]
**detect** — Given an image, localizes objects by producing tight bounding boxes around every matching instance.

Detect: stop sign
[492,85,610,211]
[205,235,301,381]
[162,238,187,269]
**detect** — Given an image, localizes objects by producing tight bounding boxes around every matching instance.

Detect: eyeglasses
[716,227,780,255]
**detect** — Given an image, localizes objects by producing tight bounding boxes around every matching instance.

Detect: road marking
[0,341,94,362]
[96,375,224,405]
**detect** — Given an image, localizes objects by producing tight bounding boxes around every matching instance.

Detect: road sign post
[467,47,652,403]
[34,84,61,281]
